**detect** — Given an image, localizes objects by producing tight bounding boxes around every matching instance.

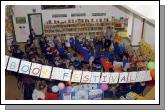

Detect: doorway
[28,13,43,48]
[28,13,43,36]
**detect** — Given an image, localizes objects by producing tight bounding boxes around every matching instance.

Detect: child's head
[106,26,111,31]
[123,55,127,60]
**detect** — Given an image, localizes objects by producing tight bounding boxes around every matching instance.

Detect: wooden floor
[5,73,23,100]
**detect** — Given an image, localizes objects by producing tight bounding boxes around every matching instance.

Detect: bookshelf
[44,17,128,40]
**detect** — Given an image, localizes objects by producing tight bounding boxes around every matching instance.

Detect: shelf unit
[44,17,128,40]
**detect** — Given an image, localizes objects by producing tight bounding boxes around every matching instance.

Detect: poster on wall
[41,5,75,10]
[52,14,67,18]
[16,17,26,24]
[92,13,106,16]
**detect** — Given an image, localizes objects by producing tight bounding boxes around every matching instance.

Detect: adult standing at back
[29,28,36,45]
[104,26,113,50]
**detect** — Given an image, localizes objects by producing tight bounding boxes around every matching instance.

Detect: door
[131,17,143,46]
[28,13,43,36]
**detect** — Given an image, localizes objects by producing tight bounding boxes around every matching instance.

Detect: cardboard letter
[109,72,119,83]
[71,70,82,82]
[100,72,110,83]
[30,63,42,77]
[90,72,101,83]
[18,60,31,74]
[81,71,92,83]
[7,57,20,72]
[119,72,129,83]
[40,65,52,79]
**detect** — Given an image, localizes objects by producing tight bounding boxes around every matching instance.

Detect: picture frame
[15,17,26,24]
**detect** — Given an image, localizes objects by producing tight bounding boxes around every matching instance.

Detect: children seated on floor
[8,30,151,100]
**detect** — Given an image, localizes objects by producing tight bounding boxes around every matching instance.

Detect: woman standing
[104,26,113,50]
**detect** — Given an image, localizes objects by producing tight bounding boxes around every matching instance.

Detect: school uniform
[69,38,75,48]
[15,49,24,59]
[83,53,91,63]
[101,60,112,72]
[123,59,128,67]
[45,92,59,100]
[131,83,146,94]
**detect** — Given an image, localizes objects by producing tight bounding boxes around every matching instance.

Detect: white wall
[126,5,155,20]
[143,23,155,50]
[12,5,42,42]
[131,17,143,46]
[12,5,132,42]
[12,5,155,50]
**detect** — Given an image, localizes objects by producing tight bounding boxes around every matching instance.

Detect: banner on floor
[5,56,152,84]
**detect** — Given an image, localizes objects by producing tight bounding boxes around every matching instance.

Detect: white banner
[71,70,82,82]
[109,72,119,84]
[90,72,101,83]
[7,57,20,72]
[143,70,152,81]
[51,67,63,80]
[128,72,138,83]
[135,71,146,82]
[30,63,42,77]
[62,69,72,81]
[119,72,129,83]
[5,56,153,84]
[81,71,92,83]
[40,65,52,79]
[100,72,110,83]
[18,60,32,74]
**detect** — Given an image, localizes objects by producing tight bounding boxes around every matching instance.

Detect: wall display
[41,5,75,10]
[16,17,26,24]
[52,14,67,18]
[92,13,106,16]
[71,13,86,17]
[5,56,153,84]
